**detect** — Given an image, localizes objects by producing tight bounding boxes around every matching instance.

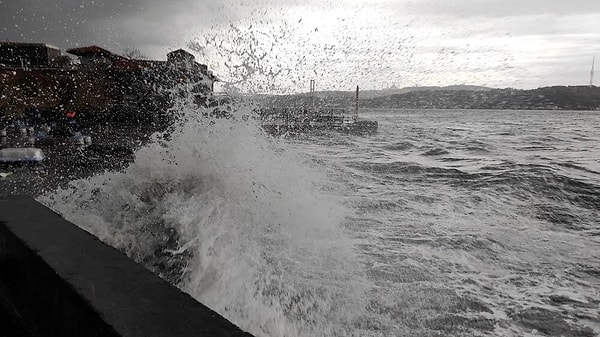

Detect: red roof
[66,45,124,59]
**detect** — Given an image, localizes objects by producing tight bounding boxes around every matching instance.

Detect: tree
[123,47,148,60]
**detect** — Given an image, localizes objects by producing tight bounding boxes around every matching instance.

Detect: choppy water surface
[42,108,600,336]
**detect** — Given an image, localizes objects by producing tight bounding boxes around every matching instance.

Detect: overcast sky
[1,0,599,93]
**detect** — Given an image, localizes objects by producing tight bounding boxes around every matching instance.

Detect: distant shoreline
[254,85,600,111]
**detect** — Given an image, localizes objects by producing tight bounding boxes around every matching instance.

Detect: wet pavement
[1,124,159,198]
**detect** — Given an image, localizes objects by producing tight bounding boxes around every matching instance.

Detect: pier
[259,107,378,136]
[258,85,378,136]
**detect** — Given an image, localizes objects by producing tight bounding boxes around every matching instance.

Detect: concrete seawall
[0,196,254,337]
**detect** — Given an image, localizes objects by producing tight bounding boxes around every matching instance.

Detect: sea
[26,105,600,336]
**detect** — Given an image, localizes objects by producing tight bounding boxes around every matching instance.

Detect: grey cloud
[404,0,600,18]
[0,0,230,54]
[1,0,598,89]
[1,0,146,49]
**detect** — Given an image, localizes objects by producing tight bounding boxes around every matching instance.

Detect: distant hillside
[308,85,493,100]
[360,86,600,110]
[254,85,495,108]
[252,85,600,111]
[360,85,493,99]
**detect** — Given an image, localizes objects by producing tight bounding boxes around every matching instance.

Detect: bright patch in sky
[1,0,599,92]
[181,0,600,92]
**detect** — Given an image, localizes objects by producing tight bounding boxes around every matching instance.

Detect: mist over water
[40,101,600,336]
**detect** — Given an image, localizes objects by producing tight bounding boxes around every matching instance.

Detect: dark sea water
[33,108,600,336]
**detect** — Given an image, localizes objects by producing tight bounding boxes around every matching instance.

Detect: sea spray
[39,100,370,336]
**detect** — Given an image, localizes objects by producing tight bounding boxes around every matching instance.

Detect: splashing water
[39,98,371,337]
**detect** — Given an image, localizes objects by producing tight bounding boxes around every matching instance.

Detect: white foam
[40,99,369,336]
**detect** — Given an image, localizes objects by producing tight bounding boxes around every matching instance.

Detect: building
[0,42,217,123]
[66,45,217,115]
[66,45,216,92]
[0,42,63,69]
[66,45,125,66]
[68,45,218,123]
[167,49,196,70]
[0,42,74,122]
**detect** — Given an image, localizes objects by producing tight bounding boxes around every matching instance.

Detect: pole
[310,79,316,111]
[354,85,359,121]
